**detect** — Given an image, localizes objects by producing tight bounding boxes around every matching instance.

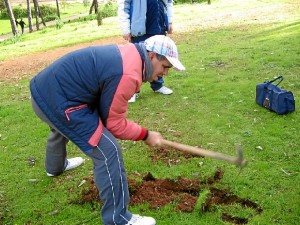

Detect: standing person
[30,35,185,225]
[118,0,175,102]
[19,19,26,34]
[15,19,19,28]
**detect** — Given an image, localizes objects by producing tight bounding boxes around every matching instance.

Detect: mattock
[161,139,248,168]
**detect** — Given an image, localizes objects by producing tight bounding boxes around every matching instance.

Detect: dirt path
[0,36,126,82]
[0,1,297,82]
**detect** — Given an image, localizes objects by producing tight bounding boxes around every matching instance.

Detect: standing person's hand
[168,23,173,34]
[123,34,132,41]
[144,131,162,147]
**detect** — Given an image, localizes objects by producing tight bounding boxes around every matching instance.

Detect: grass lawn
[0,0,299,224]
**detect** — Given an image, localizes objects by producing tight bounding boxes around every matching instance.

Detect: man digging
[30,35,185,225]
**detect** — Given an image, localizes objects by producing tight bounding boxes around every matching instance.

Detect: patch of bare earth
[72,147,262,224]
[0,36,126,82]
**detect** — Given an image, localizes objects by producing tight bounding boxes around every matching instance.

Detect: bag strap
[267,75,284,86]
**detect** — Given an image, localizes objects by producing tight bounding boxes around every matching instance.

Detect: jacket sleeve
[106,74,147,141]
[118,0,131,35]
[167,0,174,24]
[105,44,147,141]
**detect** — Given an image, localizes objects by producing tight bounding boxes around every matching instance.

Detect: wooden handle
[161,139,243,166]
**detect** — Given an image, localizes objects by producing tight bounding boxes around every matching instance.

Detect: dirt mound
[129,172,200,212]
[75,168,262,224]
[75,146,262,224]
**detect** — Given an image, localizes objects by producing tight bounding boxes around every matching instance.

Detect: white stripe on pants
[88,128,132,225]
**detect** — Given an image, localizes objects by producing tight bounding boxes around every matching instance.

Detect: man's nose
[163,68,169,75]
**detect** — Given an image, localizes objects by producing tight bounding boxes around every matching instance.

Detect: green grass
[0,16,121,60]
[0,2,107,35]
[1,0,300,224]
[0,19,12,35]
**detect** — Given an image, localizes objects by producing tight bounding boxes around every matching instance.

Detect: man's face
[148,52,173,82]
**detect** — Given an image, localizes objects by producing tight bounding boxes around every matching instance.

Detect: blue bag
[256,76,295,114]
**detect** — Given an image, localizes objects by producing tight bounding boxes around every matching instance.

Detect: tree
[56,0,61,19]
[32,0,40,30]
[32,0,46,30]
[89,0,98,15]
[4,0,18,35]
[27,0,33,33]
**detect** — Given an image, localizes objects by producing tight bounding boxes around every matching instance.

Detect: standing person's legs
[150,77,164,91]
[88,128,131,225]
[151,77,173,95]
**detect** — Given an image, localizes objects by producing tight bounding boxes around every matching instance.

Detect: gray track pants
[31,97,132,225]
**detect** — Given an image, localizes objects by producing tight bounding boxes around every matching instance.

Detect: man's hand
[144,131,162,147]
[123,34,132,41]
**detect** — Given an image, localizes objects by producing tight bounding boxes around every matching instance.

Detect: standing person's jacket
[118,0,174,37]
[30,44,148,154]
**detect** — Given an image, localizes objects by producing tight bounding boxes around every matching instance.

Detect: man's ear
[148,52,156,60]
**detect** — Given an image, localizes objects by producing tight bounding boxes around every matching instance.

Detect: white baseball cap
[144,35,185,71]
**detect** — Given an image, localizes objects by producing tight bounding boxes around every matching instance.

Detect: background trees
[1,0,118,36]
[4,0,17,35]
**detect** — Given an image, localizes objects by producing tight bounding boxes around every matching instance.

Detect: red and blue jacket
[30,43,147,153]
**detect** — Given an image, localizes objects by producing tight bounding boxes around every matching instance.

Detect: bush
[39,5,57,17]
[100,2,117,18]
[44,15,57,22]
[12,6,27,19]
[0,0,5,12]
[0,6,27,19]
[55,18,64,29]
[0,4,57,19]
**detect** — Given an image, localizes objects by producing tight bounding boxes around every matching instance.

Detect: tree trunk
[27,0,33,33]
[32,0,40,30]
[36,0,46,26]
[89,0,94,14]
[56,0,61,19]
[89,0,98,15]
[32,0,46,29]
[208,0,211,4]
[94,0,98,14]
[4,0,18,35]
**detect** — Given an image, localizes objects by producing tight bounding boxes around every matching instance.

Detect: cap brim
[166,56,185,71]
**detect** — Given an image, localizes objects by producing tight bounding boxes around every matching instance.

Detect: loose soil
[74,148,262,224]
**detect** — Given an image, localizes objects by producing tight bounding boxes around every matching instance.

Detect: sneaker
[126,214,156,225]
[128,93,137,103]
[154,86,173,95]
[46,157,85,177]
[65,157,85,171]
